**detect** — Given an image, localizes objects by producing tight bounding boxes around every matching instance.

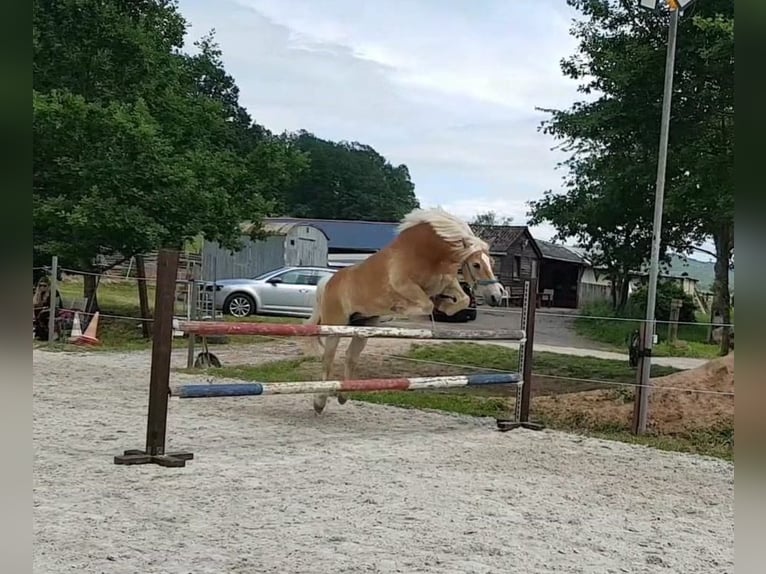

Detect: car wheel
[224,293,255,318]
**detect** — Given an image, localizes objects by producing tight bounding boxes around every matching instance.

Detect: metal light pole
[633,0,695,434]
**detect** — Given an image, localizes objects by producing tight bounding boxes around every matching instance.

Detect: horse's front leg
[391,282,435,317]
[433,279,471,316]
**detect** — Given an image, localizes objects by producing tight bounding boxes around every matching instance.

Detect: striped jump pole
[116,249,540,470]
[172,372,522,399]
[179,321,526,342]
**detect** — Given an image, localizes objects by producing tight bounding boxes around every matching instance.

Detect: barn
[470,224,543,303]
[264,217,398,267]
[200,222,329,281]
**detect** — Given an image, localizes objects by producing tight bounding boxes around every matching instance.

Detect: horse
[305,207,505,414]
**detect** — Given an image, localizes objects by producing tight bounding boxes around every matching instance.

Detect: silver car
[202,266,337,318]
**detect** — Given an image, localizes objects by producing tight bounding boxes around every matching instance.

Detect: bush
[627,281,696,323]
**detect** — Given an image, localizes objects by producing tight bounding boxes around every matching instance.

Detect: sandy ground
[34,346,733,574]
[536,354,734,434]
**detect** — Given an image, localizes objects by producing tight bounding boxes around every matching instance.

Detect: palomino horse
[305,207,505,414]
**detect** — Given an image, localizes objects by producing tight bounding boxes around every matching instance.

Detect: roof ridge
[266,216,398,226]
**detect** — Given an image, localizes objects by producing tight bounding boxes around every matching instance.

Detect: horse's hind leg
[336,335,368,405]
[337,317,379,405]
[313,334,340,415]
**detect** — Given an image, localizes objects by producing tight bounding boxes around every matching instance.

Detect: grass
[43,277,300,351]
[406,343,679,384]
[178,342,732,459]
[186,342,678,394]
[574,301,724,359]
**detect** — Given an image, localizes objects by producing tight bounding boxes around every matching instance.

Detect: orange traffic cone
[68,312,83,342]
[75,311,101,346]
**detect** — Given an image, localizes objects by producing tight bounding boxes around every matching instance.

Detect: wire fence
[473,305,735,328]
[39,265,736,329]
[34,260,735,399]
[183,328,734,398]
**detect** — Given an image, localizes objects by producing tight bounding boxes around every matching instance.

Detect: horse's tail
[303,273,330,353]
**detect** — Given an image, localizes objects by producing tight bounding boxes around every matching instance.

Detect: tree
[279,131,419,221]
[471,211,514,226]
[33,0,305,308]
[670,12,734,352]
[527,0,733,322]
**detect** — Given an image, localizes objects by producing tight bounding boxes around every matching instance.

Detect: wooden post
[114,248,193,468]
[497,277,545,432]
[47,256,58,344]
[631,321,650,435]
[667,298,681,343]
[186,276,198,369]
[135,254,152,339]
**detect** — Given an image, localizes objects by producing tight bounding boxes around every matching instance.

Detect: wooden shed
[470,224,542,303]
[536,239,586,309]
[201,222,329,281]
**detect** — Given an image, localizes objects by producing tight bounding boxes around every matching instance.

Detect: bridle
[435,252,500,306]
[461,257,501,289]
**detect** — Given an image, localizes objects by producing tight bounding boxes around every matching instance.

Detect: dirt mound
[534,353,734,434]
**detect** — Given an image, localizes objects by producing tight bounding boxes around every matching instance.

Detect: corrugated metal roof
[536,239,585,264]
[469,225,527,253]
[240,220,329,240]
[265,217,398,251]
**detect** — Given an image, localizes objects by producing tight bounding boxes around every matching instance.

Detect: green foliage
[32,0,306,271]
[471,211,514,226]
[33,0,420,278]
[527,0,734,311]
[626,281,696,323]
[278,131,420,221]
[574,299,720,359]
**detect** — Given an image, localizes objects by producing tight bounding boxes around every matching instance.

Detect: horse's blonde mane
[397,207,489,258]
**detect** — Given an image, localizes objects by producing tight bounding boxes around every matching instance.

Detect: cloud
[179,0,582,237]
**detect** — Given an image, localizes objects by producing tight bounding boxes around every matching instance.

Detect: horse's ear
[461,238,476,250]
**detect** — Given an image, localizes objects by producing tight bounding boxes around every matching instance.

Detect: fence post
[186,275,198,369]
[631,321,650,434]
[114,248,193,468]
[667,298,681,343]
[47,256,59,344]
[497,277,545,432]
[135,254,152,339]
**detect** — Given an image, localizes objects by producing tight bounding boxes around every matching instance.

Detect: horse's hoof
[313,395,327,415]
[337,394,348,405]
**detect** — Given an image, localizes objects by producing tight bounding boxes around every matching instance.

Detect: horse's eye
[472,263,481,269]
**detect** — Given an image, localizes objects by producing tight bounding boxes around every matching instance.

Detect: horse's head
[460,240,504,307]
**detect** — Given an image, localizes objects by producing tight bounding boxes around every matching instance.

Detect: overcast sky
[178,0,716,261]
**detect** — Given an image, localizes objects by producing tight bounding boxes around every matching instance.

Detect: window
[252,269,280,280]
[307,270,335,286]
[513,256,521,279]
[530,259,538,279]
[274,270,315,285]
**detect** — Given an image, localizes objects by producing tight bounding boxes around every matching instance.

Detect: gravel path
[34,347,733,574]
